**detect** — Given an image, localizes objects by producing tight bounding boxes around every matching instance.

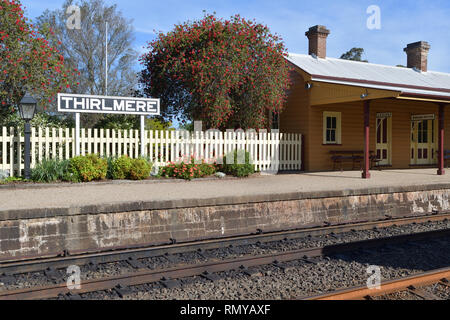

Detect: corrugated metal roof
[287,53,450,99]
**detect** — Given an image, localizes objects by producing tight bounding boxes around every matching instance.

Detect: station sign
[411,114,435,121]
[376,112,392,119]
[58,93,160,116]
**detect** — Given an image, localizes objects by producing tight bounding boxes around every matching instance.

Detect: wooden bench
[330,150,381,171]
[436,150,450,168]
[445,151,450,167]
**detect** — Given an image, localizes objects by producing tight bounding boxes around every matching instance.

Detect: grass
[0,176,27,184]
[31,158,70,183]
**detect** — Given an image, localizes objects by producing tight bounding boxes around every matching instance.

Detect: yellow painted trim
[397,96,450,104]
[310,82,400,106]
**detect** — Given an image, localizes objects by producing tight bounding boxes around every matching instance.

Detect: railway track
[1,212,449,276]
[1,226,449,300]
[305,267,450,300]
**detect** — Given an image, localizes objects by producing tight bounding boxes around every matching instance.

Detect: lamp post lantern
[18,92,37,179]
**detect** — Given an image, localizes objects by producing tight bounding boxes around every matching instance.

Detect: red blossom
[139,13,290,130]
[0,0,78,109]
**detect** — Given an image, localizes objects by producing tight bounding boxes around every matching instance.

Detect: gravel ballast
[1,219,449,300]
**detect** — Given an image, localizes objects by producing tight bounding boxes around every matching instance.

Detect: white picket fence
[0,126,302,177]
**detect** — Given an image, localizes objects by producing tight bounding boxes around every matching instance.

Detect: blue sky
[21,0,450,72]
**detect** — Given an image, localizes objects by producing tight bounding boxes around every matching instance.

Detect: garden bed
[0,150,258,187]
[0,172,262,190]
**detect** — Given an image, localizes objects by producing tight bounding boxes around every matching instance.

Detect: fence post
[1,127,6,174]
[9,128,14,177]
[45,127,50,158]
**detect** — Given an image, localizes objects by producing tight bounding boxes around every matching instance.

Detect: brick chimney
[404,41,430,72]
[305,25,330,59]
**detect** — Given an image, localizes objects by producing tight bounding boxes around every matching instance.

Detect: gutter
[311,74,450,95]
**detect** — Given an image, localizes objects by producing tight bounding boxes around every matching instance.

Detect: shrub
[107,156,152,180]
[0,176,26,184]
[31,159,70,183]
[106,156,116,180]
[110,155,133,180]
[160,156,217,180]
[68,154,107,182]
[221,150,255,177]
[129,158,152,180]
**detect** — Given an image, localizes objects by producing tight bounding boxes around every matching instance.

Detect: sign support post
[140,115,146,157]
[75,112,80,156]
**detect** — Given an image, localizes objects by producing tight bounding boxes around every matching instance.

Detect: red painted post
[438,104,445,175]
[362,100,371,179]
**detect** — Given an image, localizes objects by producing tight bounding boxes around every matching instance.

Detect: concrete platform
[1,169,450,261]
[1,169,450,213]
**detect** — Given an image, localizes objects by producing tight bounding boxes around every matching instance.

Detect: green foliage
[28,155,151,183]
[0,111,74,128]
[109,155,152,180]
[94,115,173,131]
[106,156,116,180]
[129,158,152,180]
[68,154,108,182]
[160,157,217,180]
[110,155,133,179]
[0,176,26,184]
[340,48,368,62]
[31,158,70,182]
[146,118,174,131]
[178,121,194,132]
[221,150,255,177]
[140,13,290,130]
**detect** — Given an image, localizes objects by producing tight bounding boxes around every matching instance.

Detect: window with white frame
[323,112,341,144]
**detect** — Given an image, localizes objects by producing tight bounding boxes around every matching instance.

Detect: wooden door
[376,117,391,166]
[411,119,437,165]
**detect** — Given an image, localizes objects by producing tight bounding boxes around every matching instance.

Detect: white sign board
[376,112,392,119]
[57,93,160,157]
[411,114,435,121]
[58,93,160,116]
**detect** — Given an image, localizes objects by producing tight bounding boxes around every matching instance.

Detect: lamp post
[18,92,37,180]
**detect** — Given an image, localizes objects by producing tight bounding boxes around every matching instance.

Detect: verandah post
[438,103,445,175]
[362,100,371,179]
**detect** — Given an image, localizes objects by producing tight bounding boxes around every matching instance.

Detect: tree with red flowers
[139,13,291,130]
[0,0,77,116]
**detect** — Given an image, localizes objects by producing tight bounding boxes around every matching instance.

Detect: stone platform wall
[1,185,449,261]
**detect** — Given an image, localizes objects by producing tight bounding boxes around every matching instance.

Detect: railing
[0,127,302,177]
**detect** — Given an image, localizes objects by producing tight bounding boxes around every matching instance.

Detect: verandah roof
[287,53,450,101]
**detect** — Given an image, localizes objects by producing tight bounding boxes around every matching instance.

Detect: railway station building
[281,25,450,178]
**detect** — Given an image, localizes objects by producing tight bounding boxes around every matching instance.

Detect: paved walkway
[1,169,449,212]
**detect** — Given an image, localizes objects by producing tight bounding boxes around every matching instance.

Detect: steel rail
[305,267,450,300]
[1,212,449,276]
[1,228,449,300]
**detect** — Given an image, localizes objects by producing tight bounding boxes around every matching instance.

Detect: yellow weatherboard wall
[281,68,448,172]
